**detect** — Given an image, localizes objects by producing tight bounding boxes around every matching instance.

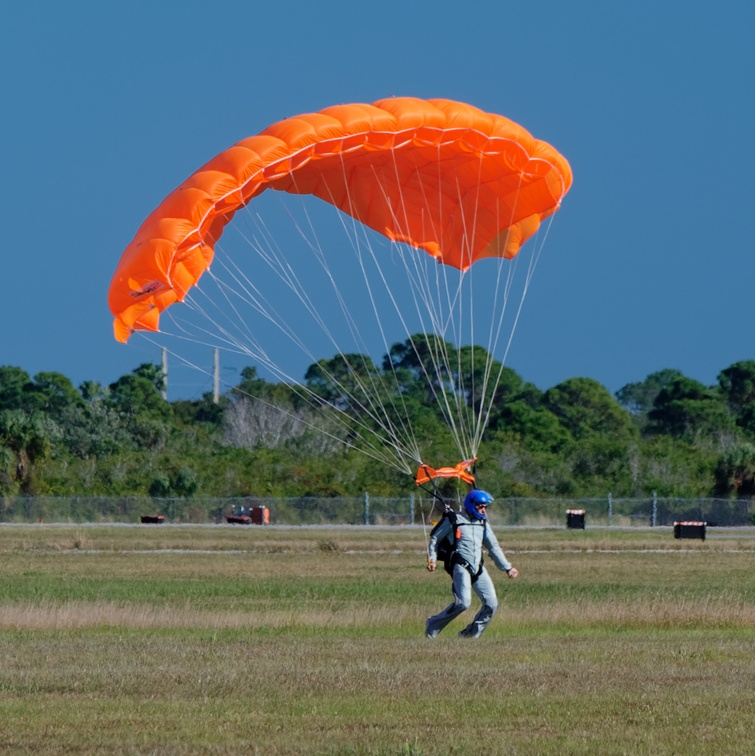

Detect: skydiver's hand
[506,567,519,579]
[427,559,437,572]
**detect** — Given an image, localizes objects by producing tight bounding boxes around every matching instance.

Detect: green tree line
[3,338,755,500]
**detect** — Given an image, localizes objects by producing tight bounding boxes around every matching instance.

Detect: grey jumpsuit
[426,511,513,638]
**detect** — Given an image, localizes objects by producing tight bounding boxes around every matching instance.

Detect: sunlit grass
[0,524,753,754]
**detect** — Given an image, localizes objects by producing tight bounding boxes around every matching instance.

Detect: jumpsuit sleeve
[483,525,513,572]
[428,517,452,562]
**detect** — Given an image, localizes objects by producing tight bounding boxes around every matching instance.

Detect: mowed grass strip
[0,525,753,754]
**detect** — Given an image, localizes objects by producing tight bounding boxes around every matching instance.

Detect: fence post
[651,491,657,527]
[364,492,370,525]
[608,492,612,527]
[410,493,415,525]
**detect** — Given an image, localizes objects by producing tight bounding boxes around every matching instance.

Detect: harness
[431,509,486,583]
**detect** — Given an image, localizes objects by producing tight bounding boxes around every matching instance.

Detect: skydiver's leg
[458,568,499,638]
[425,565,472,638]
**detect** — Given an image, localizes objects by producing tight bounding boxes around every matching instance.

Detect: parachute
[109,97,572,476]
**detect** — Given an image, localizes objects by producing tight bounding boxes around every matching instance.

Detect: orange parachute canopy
[109,97,572,342]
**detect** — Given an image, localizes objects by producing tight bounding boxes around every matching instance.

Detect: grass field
[1,523,754,754]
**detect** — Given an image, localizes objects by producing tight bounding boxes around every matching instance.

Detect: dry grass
[0,601,425,631]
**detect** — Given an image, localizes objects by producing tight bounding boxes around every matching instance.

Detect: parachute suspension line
[197,208,419,474]
[399,164,492,462]
[236,209,355,352]
[418,142,526,461]
[377,148,469,454]
[313,160,424,468]
[197,211,325,360]
[150,233,271,357]
[449,173,481,457]
[331,146,484,468]
[208,243,326,366]
[463,151,547,456]
[418,144,475,457]
[138,329,384,463]
[345,138,524,465]
[462,149,496,456]
[348,143,484,466]
[170,278,414,474]
[406,140,545,461]
[161,276,283,371]
[228,205,381,401]
[497,211,554,366]
[465,169,527,455]
[420,504,429,555]
[162,165,550,475]
[246,171,426,472]
[472,198,554,453]
[286,201,400,435]
[469,171,530,455]
[362,149,469,460]
[192,264,274,356]
[354,150,449,450]
[386,141,473,456]
[335,166,431,465]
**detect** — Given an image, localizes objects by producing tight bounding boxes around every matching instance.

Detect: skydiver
[425,489,519,638]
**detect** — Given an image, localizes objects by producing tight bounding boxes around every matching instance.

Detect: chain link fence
[0,494,752,527]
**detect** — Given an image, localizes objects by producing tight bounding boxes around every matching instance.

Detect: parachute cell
[109,97,572,342]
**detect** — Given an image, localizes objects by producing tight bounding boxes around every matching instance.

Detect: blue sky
[2,1,754,400]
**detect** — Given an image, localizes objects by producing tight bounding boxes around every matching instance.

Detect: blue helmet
[464,489,494,520]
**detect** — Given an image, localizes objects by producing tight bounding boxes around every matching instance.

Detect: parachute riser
[414,457,477,521]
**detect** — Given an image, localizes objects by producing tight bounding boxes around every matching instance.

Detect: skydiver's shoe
[458,628,480,638]
[425,619,438,639]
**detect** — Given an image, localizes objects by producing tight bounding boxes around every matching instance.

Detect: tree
[0,410,55,493]
[149,467,198,498]
[0,366,31,410]
[172,393,227,428]
[383,334,457,405]
[718,361,755,407]
[635,436,716,497]
[567,437,640,496]
[616,369,684,415]
[714,443,755,497]
[25,371,84,418]
[224,395,310,449]
[647,376,736,446]
[495,399,570,452]
[107,365,172,451]
[483,430,576,497]
[544,377,637,442]
[718,361,755,436]
[305,353,383,414]
[133,362,166,394]
[454,345,507,413]
[234,366,270,396]
[59,397,132,459]
[108,365,171,421]
[485,371,569,452]
[79,380,104,402]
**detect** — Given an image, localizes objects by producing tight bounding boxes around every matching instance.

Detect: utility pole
[161,348,168,400]
[213,348,220,404]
